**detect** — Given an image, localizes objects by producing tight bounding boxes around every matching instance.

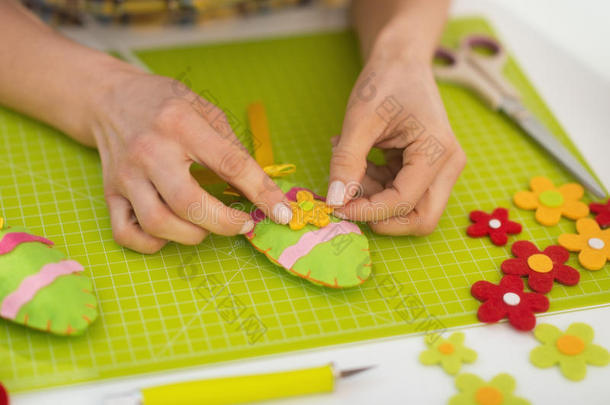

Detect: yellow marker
[104,364,372,405]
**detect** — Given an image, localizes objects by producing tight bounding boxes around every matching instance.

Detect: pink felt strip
[0,260,83,320]
[277,221,361,268]
[0,232,54,255]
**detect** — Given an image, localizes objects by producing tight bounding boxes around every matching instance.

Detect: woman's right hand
[90,66,293,253]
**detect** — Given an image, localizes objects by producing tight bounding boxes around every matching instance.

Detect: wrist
[369,18,433,67]
[80,55,142,147]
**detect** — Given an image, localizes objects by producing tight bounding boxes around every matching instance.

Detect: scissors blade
[500,97,606,199]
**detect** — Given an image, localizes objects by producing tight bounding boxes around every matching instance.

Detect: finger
[335,133,457,222]
[368,149,466,235]
[182,114,293,225]
[147,151,255,236]
[123,177,210,245]
[327,116,378,207]
[105,192,167,254]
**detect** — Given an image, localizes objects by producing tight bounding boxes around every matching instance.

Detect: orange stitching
[82,315,91,324]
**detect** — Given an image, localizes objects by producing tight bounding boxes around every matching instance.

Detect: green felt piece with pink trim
[0,225,98,336]
[243,179,372,288]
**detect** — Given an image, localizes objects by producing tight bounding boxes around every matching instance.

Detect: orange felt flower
[558,218,610,271]
[289,190,333,230]
[513,176,589,226]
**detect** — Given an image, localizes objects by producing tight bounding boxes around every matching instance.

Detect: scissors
[434,35,606,199]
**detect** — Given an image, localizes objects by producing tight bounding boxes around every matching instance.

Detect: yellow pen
[104,363,373,405]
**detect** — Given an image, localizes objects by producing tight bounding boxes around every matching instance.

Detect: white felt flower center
[488,219,502,229]
[502,292,521,306]
[588,238,605,250]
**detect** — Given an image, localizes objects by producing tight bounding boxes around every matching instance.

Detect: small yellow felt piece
[248,101,274,168]
[527,254,553,273]
[556,335,585,356]
[288,190,333,230]
[263,163,296,178]
[475,386,503,405]
[0,217,4,229]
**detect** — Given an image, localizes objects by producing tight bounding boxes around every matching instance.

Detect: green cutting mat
[1,17,609,392]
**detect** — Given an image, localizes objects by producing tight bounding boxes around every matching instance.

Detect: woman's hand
[327,55,466,235]
[91,68,293,253]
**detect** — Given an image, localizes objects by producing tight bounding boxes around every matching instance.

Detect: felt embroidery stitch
[558,218,610,271]
[419,332,477,375]
[513,176,589,226]
[449,373,530,405]
[501,241,579,293]
[467,208,522,246]
[589,199,610,228]
[530,323,609,381]
[471,275,549,331]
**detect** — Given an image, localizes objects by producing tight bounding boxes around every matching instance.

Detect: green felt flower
[530,323,609,381]
[449,373,530,405]
[419,332,477,375]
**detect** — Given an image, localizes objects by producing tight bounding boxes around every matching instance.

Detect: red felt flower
[501,241,580,293]
[590,200,610,228]
[467,208,522,246]
[471,275,549,331]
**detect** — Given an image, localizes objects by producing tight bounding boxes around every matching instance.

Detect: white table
[14,1,610,403]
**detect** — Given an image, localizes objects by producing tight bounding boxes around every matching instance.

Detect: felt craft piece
[513,176,589,226]
[590,199,610,228]
[0,225,98,336]
[449,373,530,405]
[530,323,609,381]
[501,241,580,293]
[558,218,610,271]
[467,208,522,246]
[471,275,549,331]
[243,179,372,288]
[419,332,477,375]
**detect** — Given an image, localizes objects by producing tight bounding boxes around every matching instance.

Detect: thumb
[327,126,376,207]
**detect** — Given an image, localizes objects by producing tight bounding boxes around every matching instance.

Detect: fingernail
[327,180,346,206]
[272,202,293,225]
[333,211,347,219]
[239,220,254,234]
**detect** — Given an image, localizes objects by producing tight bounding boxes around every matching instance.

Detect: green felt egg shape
[0,226,98,336]
[243,180,372,288]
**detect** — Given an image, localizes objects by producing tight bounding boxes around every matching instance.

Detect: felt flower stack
[467,175,608,332]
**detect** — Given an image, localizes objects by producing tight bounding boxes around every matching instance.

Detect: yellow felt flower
[513,176,589,226]
[558,218,610,270]
[289,190,333,230]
